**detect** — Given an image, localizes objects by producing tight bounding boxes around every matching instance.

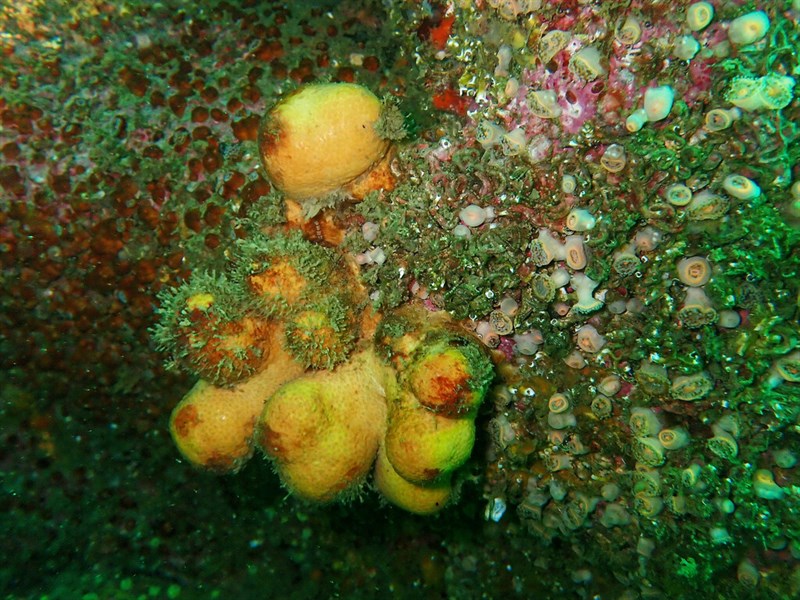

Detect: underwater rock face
[2,0,800,598]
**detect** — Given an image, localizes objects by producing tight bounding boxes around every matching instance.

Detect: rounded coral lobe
[258,82,390,201]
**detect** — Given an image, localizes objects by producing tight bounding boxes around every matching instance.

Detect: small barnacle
[678,287,718,328]
[527,90,563,119]
[633,227,662,252]
[566,435,588,456]
[773,352,800,384]
[527,134,552,163]
[670,493,689,514]
[564,235,587,270]
[564,350,586,369]
[629,407,662,437]
[686,1,714,31]
[529,272,557,303]
[710,527,733,545]
[658,427,690,450]
[489,414,517,450]
[529,229,565,267]
[703,108,738,132]
[569,46,606,81]
[633,467,662,496]
[636,361,670,396]
[489,309,514,336]
[544,453,572,472]
[756,74,795,111]
[598,376,621,397]
[576,324,606,353]
[494,44,513,78]
[475,120,506,149]
[562,495,593,530]
[772,448,797,469]
[671,371,713,401]
[722,174,761,201]
[561,174,578,194]
[633,436,666,467]
[681,464,702,488]
[551,268,570,289]
[600,503,632,528]
[612,246,641,276]
[565,208,596,232]
[626,108,648,133]
[726,77,764,112]
[634,493,664,518]
[602,485,620,503]
[590,395,613,419]
[547,411,577,430]
[665,183,693,206]
[502,128,528,156]
[728,10,770,47]
[499,296,519,317]
[570,273,603,314]
[494,0,541,20]
[517,500,543,522]
[716,415,740,438]
[673,35,700,61]
[513,330,542,356]
[476,321,501,348]
[686,190,730,221]
[485,497,507,522]
[643,86,675,122]
[548,393,571,414]
[676,256,711,287]
[538,30,571,64]
[707,424,738,459]
[460,204,488,227]
[616,16,642,45]
[737,559,760,589]
[753,469,785,500]
[600,144,627,173]
[481,330,502,349]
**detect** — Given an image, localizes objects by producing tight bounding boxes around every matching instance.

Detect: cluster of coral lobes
[2,0,800,598]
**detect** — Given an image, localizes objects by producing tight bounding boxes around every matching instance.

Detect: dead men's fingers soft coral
[168,334,304,473]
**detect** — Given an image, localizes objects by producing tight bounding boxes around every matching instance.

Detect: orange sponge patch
[259,83,390,200]
[247,259,307,306]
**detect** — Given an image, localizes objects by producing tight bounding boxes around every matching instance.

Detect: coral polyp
[153,272,273,386]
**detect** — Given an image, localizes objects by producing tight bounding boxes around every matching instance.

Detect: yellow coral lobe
[374,445,452,515]
[407,347,480,416]
[385,396,476,484]
[256,349,389,503]
[259,83,390,200]
[169,344,304,473]
[186,292,214,311]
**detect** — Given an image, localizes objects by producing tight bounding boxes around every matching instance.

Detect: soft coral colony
[154,82,495,515]
[153,0,800,582]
